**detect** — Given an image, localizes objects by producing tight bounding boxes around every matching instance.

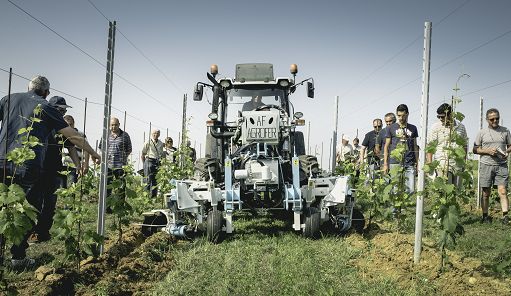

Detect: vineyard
[1,130,511,295]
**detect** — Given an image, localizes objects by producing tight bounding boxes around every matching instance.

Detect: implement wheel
[303,207,320,239]
[207,208,225,243]
[141,213,168,237]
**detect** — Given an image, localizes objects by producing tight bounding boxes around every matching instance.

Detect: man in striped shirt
[101,117,132,206]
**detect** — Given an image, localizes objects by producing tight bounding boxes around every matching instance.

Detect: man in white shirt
[141,129,164,198]
[426,103,468,185]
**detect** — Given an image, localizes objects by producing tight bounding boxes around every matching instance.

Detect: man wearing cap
[336,136,353,163]
[0,76,101,267]
[30,96,82,243]
[141,129,164,198]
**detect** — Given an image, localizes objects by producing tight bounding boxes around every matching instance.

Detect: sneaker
[11,257,35,268]
[502,216,509,225]
[480,216,493,224]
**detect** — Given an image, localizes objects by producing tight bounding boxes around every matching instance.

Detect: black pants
[0,163,41,259]
[33,169,59,237]
[144,158,159,198]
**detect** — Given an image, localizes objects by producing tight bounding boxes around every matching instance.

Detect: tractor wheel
[303,207,321,239]
[294,131,306,156]
[351,208,366,233]
[299,155,320,178]
[194,158,219,181]
[141,213,168,237]
[206,208,225,243]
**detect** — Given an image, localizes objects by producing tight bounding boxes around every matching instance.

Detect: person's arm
[141,142,148,162]
[82,150,90,173]
[413,138,419,169]
[383,137,391,173]
[359,146,367,165]
[58,126,100,164]
[67,146,83,175]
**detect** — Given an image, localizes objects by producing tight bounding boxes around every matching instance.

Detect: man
[383,104,419,194]
[242,95,265,111]
[163,137,177,162]
[62,114,90,184]
[336,136,353,163]
[360,119,383,177]
[375,112,396,157]
[426,103,468,185]
[102,117,132,203]
[0,76,100,267]
[186,140,197,163]
[141,129,164,198]
[352,138,361,153]
[473,108,511,225]
[30,96,82,243]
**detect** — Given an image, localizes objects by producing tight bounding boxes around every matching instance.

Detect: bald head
[110,117,120,134]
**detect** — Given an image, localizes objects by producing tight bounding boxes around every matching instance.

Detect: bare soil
[347,224,511,295]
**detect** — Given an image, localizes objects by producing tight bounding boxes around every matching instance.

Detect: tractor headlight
[278,79,290,87]
[208,112,218,120]
[294,112,303,119]
[220,79,232,88]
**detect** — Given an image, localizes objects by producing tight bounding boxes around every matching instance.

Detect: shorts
[479,162,509,188]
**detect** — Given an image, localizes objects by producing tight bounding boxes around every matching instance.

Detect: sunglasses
[373,125,382,128]
[437,115,446,119]
[488,117,499,122]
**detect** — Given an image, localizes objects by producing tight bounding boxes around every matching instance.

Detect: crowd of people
[1,75,509,269]
[339,103,511,225]
[0,75,196,268]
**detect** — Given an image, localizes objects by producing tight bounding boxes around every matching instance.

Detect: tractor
[141,63,364,242]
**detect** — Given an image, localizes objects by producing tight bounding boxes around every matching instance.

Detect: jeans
[389,164,416,194]
[144,158,159,198]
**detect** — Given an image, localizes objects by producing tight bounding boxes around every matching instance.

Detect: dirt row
[16,226,176,296]
[346,226,511,295]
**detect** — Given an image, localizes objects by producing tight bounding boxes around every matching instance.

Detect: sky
[1,0,511,170]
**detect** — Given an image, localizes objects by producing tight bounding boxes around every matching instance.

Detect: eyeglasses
[488,117,499,122]
[373,125,382,128]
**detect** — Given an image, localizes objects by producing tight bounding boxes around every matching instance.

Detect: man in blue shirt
[383,104,419,194]
[0,76,100,267]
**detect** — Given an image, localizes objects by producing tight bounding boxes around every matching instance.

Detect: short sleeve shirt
[474,126,511,165]
[362,130,380,163]
[142,139,164,160]
[427,120,467,166]
[385,122,419,166]
[0,91,68,169]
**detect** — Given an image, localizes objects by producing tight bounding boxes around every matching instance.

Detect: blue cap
[48,96,72,108]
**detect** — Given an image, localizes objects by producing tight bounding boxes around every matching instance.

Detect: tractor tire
[205,133,222,160]
[206,208,225,243]
[141,213,168,237]
[299,155,320,178]
[303,207,321,239]
[194,158,219,181]
[294,131,306,156]
[351,208,365,234]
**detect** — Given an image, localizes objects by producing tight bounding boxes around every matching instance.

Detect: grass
[152,212,434,296]
[456,209,511,276]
